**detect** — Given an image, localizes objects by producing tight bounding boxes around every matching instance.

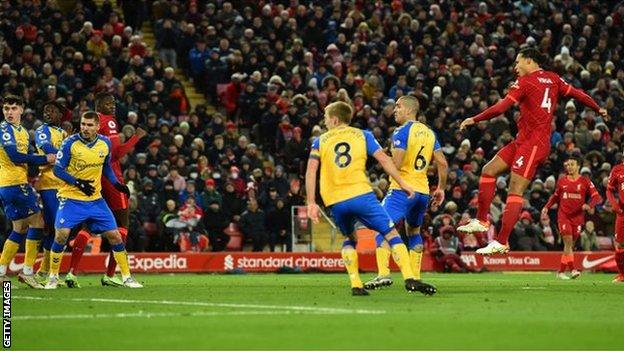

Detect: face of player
[80,117,100,141]
[565,159,580,176]
[43,104,62,125]
[98,96,116,115]
[2,103,23,124]
[513,54,530,76]
[323,113,339,130]
[393,100,410,124]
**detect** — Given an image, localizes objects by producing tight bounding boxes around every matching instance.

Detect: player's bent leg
[104,229,142,288]
[0,218,29,282]
[364,237,392,290]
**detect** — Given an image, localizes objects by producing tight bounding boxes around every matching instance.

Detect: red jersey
[473,70,600,145]
[545,175,602,222]
[506,70,570,144]
[98,113,140,182]
[607,164,624,210]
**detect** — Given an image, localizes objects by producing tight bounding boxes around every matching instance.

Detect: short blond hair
[398,95,420,114]
[325,101,353,124]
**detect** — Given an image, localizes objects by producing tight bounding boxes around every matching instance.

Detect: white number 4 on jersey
[515,156,524,168]
[541,88,552,113]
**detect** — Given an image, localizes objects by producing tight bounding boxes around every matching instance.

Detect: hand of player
[582,204,591,212]
[46,153,56,163]
[400,182,415,199]
[459,117,475,131]
[74,179,95,197]
[307,203,320,224]
[598,108,608,119]
[114,182,131,197]
[431,188,445,207]
[135,126,148,139]
[541,207,548,218]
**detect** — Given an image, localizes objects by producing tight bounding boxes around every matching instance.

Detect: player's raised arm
[366,131,414,197]
[559,78,608,118]
[111,126,147,160]
[1,127,51,165]
[305,137,321,223]
[459,95,517,130]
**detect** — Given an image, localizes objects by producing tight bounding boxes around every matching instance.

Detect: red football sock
[559,254,567,273]
[69,230,90,274]
[616,249,624,275]
[497,194,524,245]
[477,175,496,222]
[106,227,128,277]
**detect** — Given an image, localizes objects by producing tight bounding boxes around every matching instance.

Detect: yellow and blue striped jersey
[389,121,440,194]
[310,126,381,206]
[35,123,67,190]
[0,121,31,186]
[55,134,113,201]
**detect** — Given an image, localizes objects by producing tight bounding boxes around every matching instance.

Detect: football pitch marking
[13,296,387,315]
[12,310,345,321]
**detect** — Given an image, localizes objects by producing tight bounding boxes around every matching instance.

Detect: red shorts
[558,218,582,240]
[615,215,624,243]
[497,140,550,180]
[101,177,128,211]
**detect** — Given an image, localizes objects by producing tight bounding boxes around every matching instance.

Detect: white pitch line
[12,296,386,315]
[12,310,338,321]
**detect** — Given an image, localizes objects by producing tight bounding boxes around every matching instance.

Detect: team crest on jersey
[39,133,47,140]
[510,80,519,89]
[2,133,11,141]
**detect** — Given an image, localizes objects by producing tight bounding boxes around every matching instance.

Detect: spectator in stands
[203,199,230,252]
[433,226,479,273]
[578,221,599,251]
[266,198,292,252]
[239,199,268,252]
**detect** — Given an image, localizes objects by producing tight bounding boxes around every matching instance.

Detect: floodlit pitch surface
[10,273,623,349]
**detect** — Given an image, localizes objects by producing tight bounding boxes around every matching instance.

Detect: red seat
[597,236,614,250]
[224,222,243,251]
[143,222,158,236]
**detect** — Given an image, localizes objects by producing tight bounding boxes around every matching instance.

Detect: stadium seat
[224,222,243,251]
[143,222,158,237]
[597,236,614,250]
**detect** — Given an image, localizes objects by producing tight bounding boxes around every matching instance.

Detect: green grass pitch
[9,272,623,349]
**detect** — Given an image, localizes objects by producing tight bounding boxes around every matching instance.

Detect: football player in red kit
[606,159,624,283]
[66,92,147,288]
[542,156,602,280]
[458,47,607,255]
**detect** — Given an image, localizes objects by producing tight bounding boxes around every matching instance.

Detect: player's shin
[0,231,26,275]
[374,234,391,277]
[49,241,66,278]
[111,243,131,280]
[477,175,496,222]
[23,228,43,275]
[407,234,423,280]
[37,235,54,275]
[615,247,624,275]
[69,230,90,274]
[341,240,363,288]
[496,194,524,245]
[386,234,415,281]
[106,227,128,277]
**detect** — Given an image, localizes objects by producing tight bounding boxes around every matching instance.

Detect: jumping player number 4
[541,88,552,114]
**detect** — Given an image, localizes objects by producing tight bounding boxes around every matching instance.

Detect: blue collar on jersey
[6,121,22,131]
[78,133,100,147]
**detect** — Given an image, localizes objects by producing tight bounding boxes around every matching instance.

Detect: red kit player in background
[606,158,624,283]
[458,47,608,255]
[542,156,602,280]
[67,92,147,287]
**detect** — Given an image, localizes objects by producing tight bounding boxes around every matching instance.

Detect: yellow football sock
[375,245,391,277]
[341,247,362,288]
[391,243,415,280]
[38,249,51,274]
[410,250,423,280]
[24,239,40,268]
[0,238,21,266]
[113,250,131,278]
[49,250,64,277]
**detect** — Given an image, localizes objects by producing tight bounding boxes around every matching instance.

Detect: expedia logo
[127,254,188,271]
[224,254,234,270]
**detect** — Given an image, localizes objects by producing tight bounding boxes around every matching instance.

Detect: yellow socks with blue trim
[341,240,363,288]
[374,234,391,277]
[408,234,424,280]
[388,235,415,280]
[0,231,25,276]
[37,236,54,275]
[111,243,131,280]
[24,228,43,275]
[49,241,65,278]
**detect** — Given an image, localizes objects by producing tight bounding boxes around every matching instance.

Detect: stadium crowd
[1,0,623,254]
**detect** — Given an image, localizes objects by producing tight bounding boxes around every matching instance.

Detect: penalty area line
[13,295,386,315]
